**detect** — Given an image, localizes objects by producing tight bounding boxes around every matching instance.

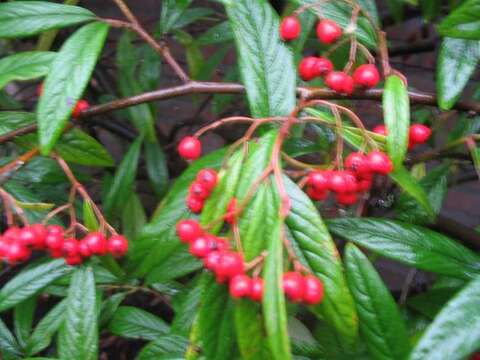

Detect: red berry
[196,169,218,191]
[307,187,328,201]
[6,242,31,264]
[283,272,305,302]
[224,198,238,224]
[62,238,80,258]
[307,171,330,191]
[373,125,387,136]
[325,71,354,95]
[30,224,47,249]
[204,250,222,271]
[49,248,64,259]
[280,16,301,41]
[65,255,83,266]
[72,100,89,118]
[3,227,20,242]
[229,274,252,298]
[336,192,358,205]
[343,171,358,193]
[0,239,9,259]
[78,240,92,258]
[47,225,64,235]
[316,57,333,77]
[83,232,108,255]
[187,196,204,214]
[353,64,380,88]
[409,124,431,145]
[329,171,348,193]
[316,19,342,44]
[299,56,320,81]
[367,151,393,175]
[357,177,373,192]
[189,236,213,258]
[178,136,202,160]
[303,275,324,305]
[213,237,231,252]
[345,152,370,176]
[18,226,38,248]
[249,277,264,302]
[189,181,210,200]
[107,235,129,257]
[176,219,202,243]
[216,251,244,279]
[45,232,64,250]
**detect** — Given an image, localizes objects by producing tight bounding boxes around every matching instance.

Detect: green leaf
[390,166,434,217]
[145,252,202,285]
[410,276,480,360]
[144,140,169,198]
[383,75,410,168]
[345,244,410,360]
[58,266,98,360]
[198,275,236,360]
[437,38,480,110]
[0,112,35,136]
[136,335,188,360]
[122,192,147,241]
[0,317,22,359]
[83,200,99,232]
[262,209,292,360]
[14,297,37,348]
[99,292,127,327]
[159,0,193,34]
[0,1,95,39]
[171,279,202,336]
[103,137,143,218]
[0,51,55,90]
[328,218,480,279]
[407,288,458,319]
[108,306,169,340]
[37,22,109,154]
[195,21,233,45]
[223,0,296,117]
[438,0,480,40]
[26,300,67,355]
[284,177,358,346]
[0,259,71,312]
[385,0,404,23]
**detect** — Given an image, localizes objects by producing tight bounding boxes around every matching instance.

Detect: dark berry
[303,275,324,305]
[229,274,252,298]
[280,16,301,41]
[353,64,380,88]
[176,219,202,243]
[316,19,342,44]
[178,136,202,160]
[282,272,305,302]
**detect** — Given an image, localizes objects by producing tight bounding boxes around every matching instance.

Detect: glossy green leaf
[390,166,434,217]
[410,276,480,360]
[0,259,71,312]
[0,317,22,359]
[26,300,67,355]
[438,0,480,40]
[345,244,410,360]
[223,0,296,117]
[0,51,55,90]
[159,0,193,34]
[83,200,99,232]
[195,21,233,45]
[198,275,236,360]
[0,1,95,39]
[262,210,292,360]
[136,335,189,360]
[328,218,480,279]
[37,22,109,154]
[58,266,98,360]
[171,279,202,336]
[437,38,480,110]
[0,112,35,135]
[407,288,458,319]
[146,251,202,285]
[383,75,410,168]
[103,137,143,218]
[284,176,358,345]
[14,297,37,348]
[144,140,169,197]
[99,292,127,327]
[108,306,169,340]
[122,192,147,241]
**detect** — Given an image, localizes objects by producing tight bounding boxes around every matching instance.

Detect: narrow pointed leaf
[0,52,55,90]
[438,0,480,40]
[0,318,22,359]
[108,306,169,340]
[14,297,37,348]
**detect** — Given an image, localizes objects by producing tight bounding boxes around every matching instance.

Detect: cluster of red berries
[37,84,90,118]
[306,150,393,205]
[280,16,380,94]
[186,168,218,213]
[176,218,324,304]
[178,136,202,161]
[0,224,128,266]
[373,123,431,150]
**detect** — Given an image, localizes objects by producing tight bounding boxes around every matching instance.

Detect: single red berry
[316,19,342,44]
[204,250,223,271]
[336,192,358,205]
[283,272,305,302]
[47,225,64,235]
[307,171,330,191]
[409,124,431,145]
[65,255,83,266]
[280,16,301,41]
[72,100,89,118]
[62,238,80,258]
[229,274,252,299]
[343,171,358,193]
[189,236,213,258]
[307,187,329,201]
[30,224,47,249]
[303,275,324,305]
[325,71,354,95]
[357,177,373,192]
[353,64,380,88]
[249,277,264,302]
[83,232,108,256]
[316,57,333,77]
[178,136,202,160]
[3,227,20,241]
[0,239,9,259]
[45,231,64,250]
[196,169,218,191]
[78,240,93,258]
[189,181,210,200]
[224,198,238,224]
[18,226,38,248]
[216,251,244,279]
[187,196,204,214]
[6,242,31,264]
[299,56,320,81]
[176,219,202,243]
[108,235,129,257]
[329,171,348,193]
[367,151,393,175]
[373,125,387,136]
[345,152,370,176]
